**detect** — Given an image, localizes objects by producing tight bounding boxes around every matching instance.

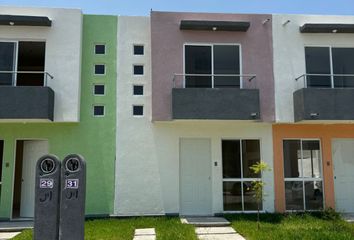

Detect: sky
[1,0,354,16]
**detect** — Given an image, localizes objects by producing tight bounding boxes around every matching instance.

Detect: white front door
[20,140,48,218]
[180,138,212,216]
[333,139,354,213]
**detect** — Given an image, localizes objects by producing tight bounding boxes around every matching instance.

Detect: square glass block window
[94,84,105,95]
[133,105,144,116]
[95,44,106,54]
[134,45,144,55]
[95,64,105,75]
[133,65,144,75]
[93,105,105,117]
[133,85,144,95]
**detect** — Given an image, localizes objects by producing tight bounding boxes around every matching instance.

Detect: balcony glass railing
[295,74,354,89]
[173,74,256,89]
[0,71,54,87]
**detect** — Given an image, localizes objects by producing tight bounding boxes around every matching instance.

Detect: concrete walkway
[0,221,33,232]
[196,227,245,240]
[133,228,156,240]
[0,232,21,240]
[342,213,354,223]
[181,217,245,240]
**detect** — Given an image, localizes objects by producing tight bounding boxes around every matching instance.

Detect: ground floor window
[222,139,262,211]
[283,139,324,211]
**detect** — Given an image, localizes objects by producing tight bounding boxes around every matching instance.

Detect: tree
[249,161,271,229]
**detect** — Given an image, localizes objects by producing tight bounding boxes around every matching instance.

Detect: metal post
[34,155,61,240]
[59,154,86,240]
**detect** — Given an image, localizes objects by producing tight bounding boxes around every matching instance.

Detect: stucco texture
[0,14,117,219]
[151,11,275,122]
[273,124,354,212]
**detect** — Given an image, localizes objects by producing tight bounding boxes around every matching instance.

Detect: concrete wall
[0,14,117,220]
[0,7,82,122]
[272,14,354,123]
[116,17,274,215]
[172,88,260,120]
[151,11,275,122]
[294,88,354,121]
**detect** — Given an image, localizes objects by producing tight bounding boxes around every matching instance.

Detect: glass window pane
[283,140,302,178]
[223,182,242,211]
[134,65,144,75]
[222,140,241,178]
[185,45,212,88]
[285,181,304,210]
[332,48,354,88]
[214,45,240,88]
[95,44,105,54]
[243,181,262,211]
[93,106,105,116]
[134,45,144,55]
[133,105,144,116]
[95,64,105,75]
[0,42,15,85]
[0,141,3,182]
[94,85,105,95]
[305,181,323,210]
[302,141,321,178]
[242,140,261,178]
[305,47,331,88]
[133,85,144,95]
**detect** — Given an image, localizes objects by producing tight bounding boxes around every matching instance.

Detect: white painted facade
[272,14,354,123]
[0,7,82,122]
[115,16,275,216]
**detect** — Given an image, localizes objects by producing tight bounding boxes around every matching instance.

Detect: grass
[12,217,197,240]
[225,212,354,240]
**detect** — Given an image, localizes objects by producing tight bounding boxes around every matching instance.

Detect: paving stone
[196,227,236,235]
[181,217,230,227]
[135,228,156,236]
[0,232,21,240]
[198,233,245,240]
[133,236,156,240]
[133,228,156,240]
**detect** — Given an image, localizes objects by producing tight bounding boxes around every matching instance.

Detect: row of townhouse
[0,6,354,220]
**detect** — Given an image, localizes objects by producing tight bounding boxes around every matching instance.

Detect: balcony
[0,71,54,121]
[294,74,354,121]
[172,74,260,120]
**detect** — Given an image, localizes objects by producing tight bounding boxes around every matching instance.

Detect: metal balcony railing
[173,74,256,89]
[295,74,354,89]
[0,71,54,87]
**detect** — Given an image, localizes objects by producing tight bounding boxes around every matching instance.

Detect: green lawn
[225,212,354,240]
[12,217,197,240]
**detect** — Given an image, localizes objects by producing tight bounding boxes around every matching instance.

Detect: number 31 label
[66,179,79,189]
[40,179,54,189]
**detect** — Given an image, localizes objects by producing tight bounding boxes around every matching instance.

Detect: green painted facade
[0,15,117,219]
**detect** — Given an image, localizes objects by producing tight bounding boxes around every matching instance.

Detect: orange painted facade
[273,124,354,212]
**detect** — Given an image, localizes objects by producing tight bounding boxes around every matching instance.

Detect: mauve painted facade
[151,11,275,122]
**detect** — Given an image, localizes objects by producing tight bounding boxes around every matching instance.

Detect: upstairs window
[95,64,105,75]
[133,65,144,75]
[0,41,46,86]
[95,44,106,54]
[184,44,240,88]
[134,45,144,55]
[305,47,354,88]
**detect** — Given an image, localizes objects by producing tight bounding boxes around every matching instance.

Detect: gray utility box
[34,155,61,240]
[59,154,86,240]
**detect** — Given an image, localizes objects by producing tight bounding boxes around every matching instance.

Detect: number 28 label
[66,179,79,189]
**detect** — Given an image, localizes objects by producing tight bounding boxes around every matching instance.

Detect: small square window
[134,45,144,55]
[134,65,144,75]
[94,84,105,95]
[93,105,105,117]
[95,64,105,75]
[133,85,144,95]
[95,44,106,54]
[133,105,144,116]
